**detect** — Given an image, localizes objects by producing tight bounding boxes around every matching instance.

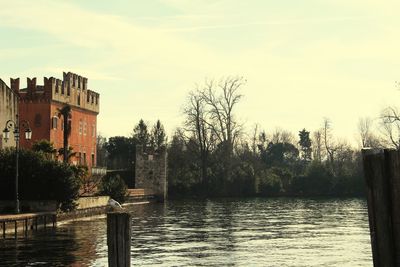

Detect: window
[79,120,83,135]
[52,116,58,129]
[83,122,87,136]
[77,93,81,106]
[34,114,42,127]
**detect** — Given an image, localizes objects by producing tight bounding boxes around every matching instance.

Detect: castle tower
[16,72,100,171]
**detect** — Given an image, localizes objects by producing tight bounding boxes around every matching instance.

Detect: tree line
[167,77,364,197]
[97,76,400,198]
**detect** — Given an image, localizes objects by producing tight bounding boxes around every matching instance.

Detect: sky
[0,0,400,145]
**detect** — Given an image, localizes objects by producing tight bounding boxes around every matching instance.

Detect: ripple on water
[0,198,372,267]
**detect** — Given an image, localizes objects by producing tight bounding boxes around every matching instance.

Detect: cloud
[1,0,399,143]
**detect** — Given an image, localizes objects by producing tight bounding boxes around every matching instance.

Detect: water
[0,198,372,266]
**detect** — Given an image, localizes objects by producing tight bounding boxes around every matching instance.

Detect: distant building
[10,72,100,170]
[0,79,19,149]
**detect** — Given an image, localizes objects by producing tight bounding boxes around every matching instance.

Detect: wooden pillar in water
[24,218,28,237]
[2,221,5,239]
[362,149,400,266]
[14,221,17,239]
[107,212,132,267]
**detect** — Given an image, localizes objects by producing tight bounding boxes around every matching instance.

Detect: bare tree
[271,128,296,144]
[380,107,400,149]
[312,130,323,162]
[358,117,384,148]
[199,77,245,152]
[183,91,215,188]
[251,124,259,155]
[322,118,337,174]
[358,117,372,148]
[195,76,245,182]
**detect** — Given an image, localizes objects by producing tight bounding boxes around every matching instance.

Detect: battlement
[10,72,99,114]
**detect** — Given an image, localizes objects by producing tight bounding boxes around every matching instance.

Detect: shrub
[0,148,81,211]
[98,174,128,203]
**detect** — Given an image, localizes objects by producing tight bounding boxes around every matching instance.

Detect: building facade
[0,79,18,149]
[11,72,100,170]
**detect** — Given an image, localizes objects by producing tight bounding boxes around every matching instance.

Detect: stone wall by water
[135,145,167,202]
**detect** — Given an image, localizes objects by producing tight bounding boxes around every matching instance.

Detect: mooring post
[14,221,17,239]
[24,218,28,237]
[52,214,56,228]
[362,149,400,266]
[107,212,132,267]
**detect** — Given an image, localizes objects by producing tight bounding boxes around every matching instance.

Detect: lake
[0,198,372,266]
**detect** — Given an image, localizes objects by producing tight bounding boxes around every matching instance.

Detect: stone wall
[76,196,110,210]
[135,145,167,202]
[0,79,18,149]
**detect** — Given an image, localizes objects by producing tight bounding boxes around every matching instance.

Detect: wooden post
[14,221,17,239]
[107,212,131,267]
[2,221,5,239]
[24,218,28,237]
[362,149,400,266]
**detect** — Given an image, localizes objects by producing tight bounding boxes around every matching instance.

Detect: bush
[0,148,81,211]
[290,161,333,196]
[98,174,128,203]
[258,168,282,196]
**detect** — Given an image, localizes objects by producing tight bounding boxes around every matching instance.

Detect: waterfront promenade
[0,212,56,239]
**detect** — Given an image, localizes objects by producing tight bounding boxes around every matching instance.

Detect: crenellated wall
[0,79,18,149]
[135,145,167,202]
[5,72,100,171]
[14,72,99,114]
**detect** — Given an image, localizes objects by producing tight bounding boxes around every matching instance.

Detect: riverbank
[0,193,157,239]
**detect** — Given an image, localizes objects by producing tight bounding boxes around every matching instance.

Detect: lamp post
[2,114,32,214]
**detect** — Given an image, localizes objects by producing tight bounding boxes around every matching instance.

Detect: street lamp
[2,114,32,213]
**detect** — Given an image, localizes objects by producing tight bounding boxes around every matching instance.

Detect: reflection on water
[0,198,372,266]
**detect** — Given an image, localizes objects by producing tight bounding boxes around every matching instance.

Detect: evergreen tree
[298,129,312,162]
[152,120,166,151]
[133,119,150,148]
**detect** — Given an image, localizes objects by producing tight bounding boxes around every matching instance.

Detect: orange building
[10,72,100,170]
